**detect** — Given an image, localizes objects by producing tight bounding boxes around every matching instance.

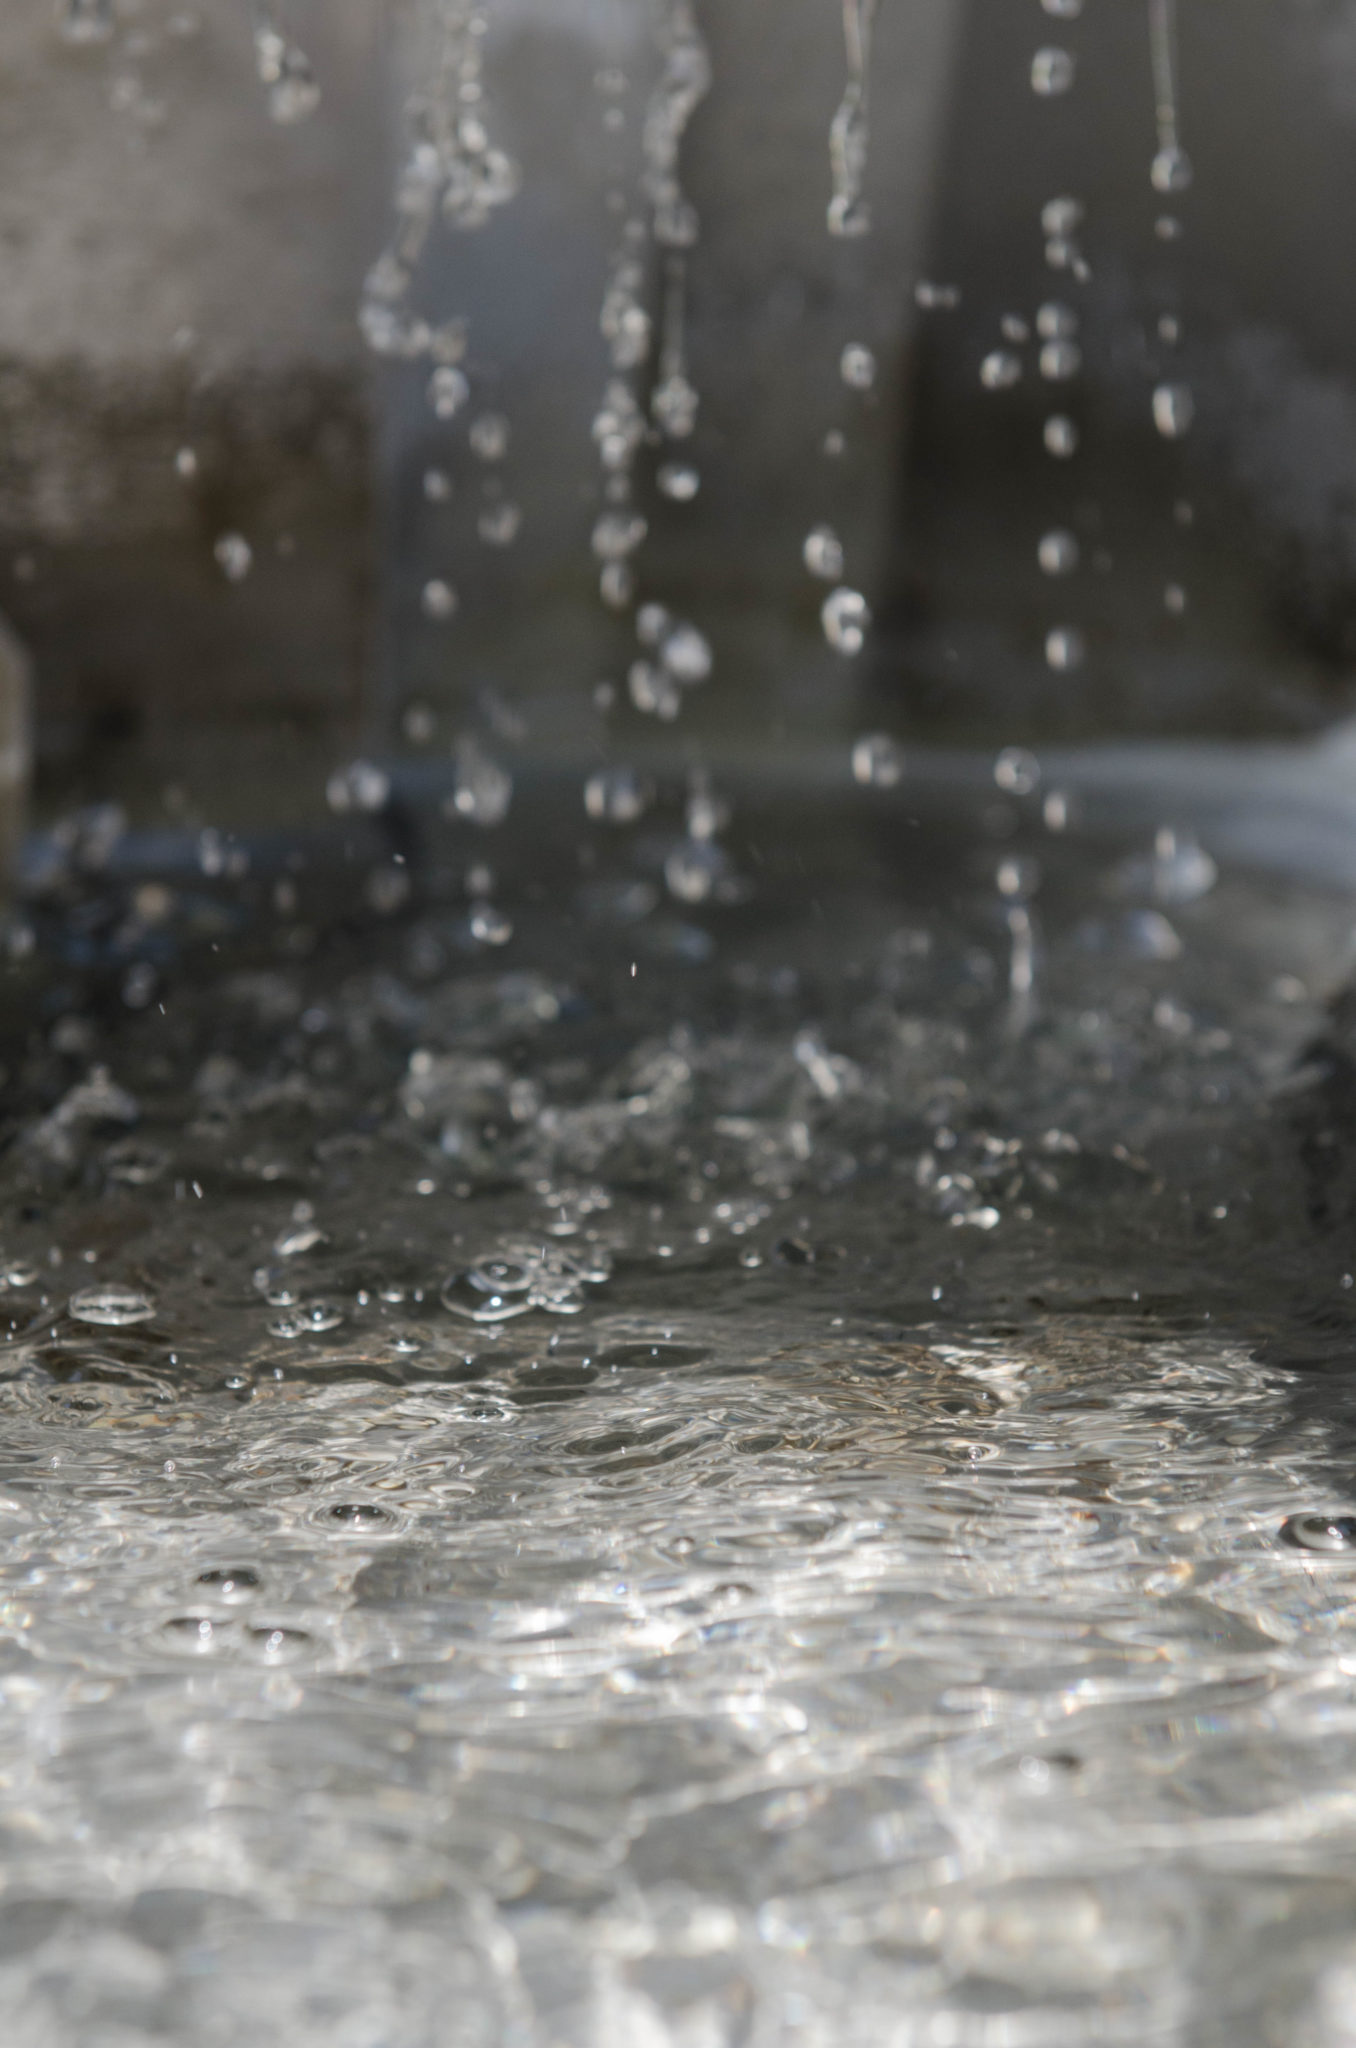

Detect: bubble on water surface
[442,1239,610,1322]
[1153,382,1194,438]
[1281,1515,1356,1554]
[196,1568,260,1599]
[1031,47,1075,94]
[803,526,844,581]
[269,1302,345,1338]
[852,734,903,788]
[68,1285,156,1327]
[214,533,252,583]
[322,1502,398,1533]
[822,587,870,655]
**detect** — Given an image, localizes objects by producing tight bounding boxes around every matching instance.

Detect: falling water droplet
[326,760,390,814]
[1038,530,1080,575]
[423,468,452,503]
[661,623,712,683]
[1045,626,1086,672]
[175,447,198,480]
[421,579,457,621]
[1164,582,1187,615]
[1044,415,1079,457]
[995,747,1041,795]
[214,533,253,583]
[478,502,522,547]
[1041,0,1083,14]
[1031,48,1075,96]
[1151,144,1193,193]
[980,351,1022,391]
[822,587,871,655]
[665,837,727,904]
[851,734,903,788]
[61,0,113,44]
[469,903,513,947]
[1040,340,1081,381]
[657,462,700,500]
[840,343,877,391]
[428,366,471,420]
[469,414,510,462]
[585,768,651,825]
[803,526,845,581]
[449,743,512,827]
[1153,383,1194,438]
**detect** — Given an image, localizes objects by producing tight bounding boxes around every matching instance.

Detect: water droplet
[657,462,700,501]
[1040,340,1081,381]
[665,837,727,904]
[469,903,513,947]
[821,587,870,655]
[1153,383,1194,438]
[840,343,877,391]
[1151,144,1193,194]
[585,768,651,825]
[469,413,509,462]
[1041,0,1082,13]
[1164,582,1187,615]
[214,533,252,583]
[600,562,634,609]
[478,501,522,547]
[1044,414,1079,457]
[803,525,845,581]
[423,468,452,502]
[255,22,320,124]
[980,350,1022,391]
[1045,625,1086,672]
[1044,789,1073,831]
[1151,827,1217,904]
[851,734,903,788]
[1031,47,1075,95]
[326,760,390,814]
[196,1567,260,1598]
[421,579,457,621]
[1038,530,1079,575]
[652,374,699,438]
[428,366,470,419]
[61,0,113,44]
[914,280,960,310]
[69,1284,156,1327]
[175,447,198,480]
[1041,196,1084,236]
[628,661,682,721]
[661,622,712,683]
[449,742,512,827]
[1281,1514,1356,1555]
[1001,315,1030,345]
[592,510,647,561]
[995,747,1041,795]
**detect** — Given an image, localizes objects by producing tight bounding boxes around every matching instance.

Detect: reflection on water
[1,787,1356,2041]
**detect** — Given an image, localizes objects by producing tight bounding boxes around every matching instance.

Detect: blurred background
[4,0,1356,832]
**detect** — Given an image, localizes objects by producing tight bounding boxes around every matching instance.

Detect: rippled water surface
[4,786,1356,2044]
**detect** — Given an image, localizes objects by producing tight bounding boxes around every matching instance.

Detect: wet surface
[0,784,1355,2042]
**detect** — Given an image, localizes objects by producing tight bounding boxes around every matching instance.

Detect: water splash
[828,0,880,237]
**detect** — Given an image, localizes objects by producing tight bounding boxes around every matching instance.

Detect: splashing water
[828,0,880,237]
